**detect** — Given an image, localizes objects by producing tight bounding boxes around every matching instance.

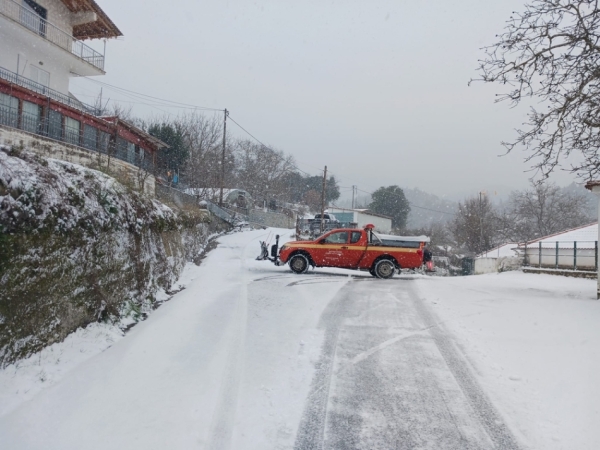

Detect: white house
[0,0,121,96]
[0,0,167,193]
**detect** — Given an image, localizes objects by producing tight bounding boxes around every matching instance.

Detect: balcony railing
[0,66,101,115]
[0,105,155,173]
[0,0,105,71]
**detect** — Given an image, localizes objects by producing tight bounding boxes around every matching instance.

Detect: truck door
[345,230,368,267]
[316,231,349,267]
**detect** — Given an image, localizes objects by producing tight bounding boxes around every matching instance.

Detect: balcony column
[584,181,600,300]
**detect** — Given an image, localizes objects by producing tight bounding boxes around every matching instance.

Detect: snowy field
[0,228,598,449]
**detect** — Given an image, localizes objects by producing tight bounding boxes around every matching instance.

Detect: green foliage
[369,185,411,230]
[148,123,189,173]
[281,172,341,204]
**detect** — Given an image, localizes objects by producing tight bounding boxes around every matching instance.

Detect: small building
[327,207,392,234]
[474,243,520,275]
[519,223,598,271]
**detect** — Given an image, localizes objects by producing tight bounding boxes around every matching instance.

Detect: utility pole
[479,191,484,254]
[351,185,356,209]
[219,108,228,207]
[320,166,327,234]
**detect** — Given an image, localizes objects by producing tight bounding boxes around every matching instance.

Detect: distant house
[473,243,521,275]
[327,206,392,233]
[519,223,598,271]
[0,0,167,192]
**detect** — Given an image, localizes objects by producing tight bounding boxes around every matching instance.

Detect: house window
[127,141,135,164]
[0,93,19,128]
[98,131,110,153]
[83,125,97,151]
[29,65,49,89]
[22,101,41,133]
[64,116,81,145]
[20,0,47,37]
[47,109,62,140]
[116,137,127,160]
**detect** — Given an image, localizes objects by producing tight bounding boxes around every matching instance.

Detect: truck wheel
[289,254,309,274]
[374,259,395,279]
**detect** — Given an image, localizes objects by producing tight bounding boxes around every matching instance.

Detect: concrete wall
[474,257,522,275]
[0,125,155,195]
[249,209,295,228]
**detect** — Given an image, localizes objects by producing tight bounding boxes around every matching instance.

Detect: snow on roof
[477,243,519,258]
[520,223,598,248]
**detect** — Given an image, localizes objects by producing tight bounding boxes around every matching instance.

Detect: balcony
[0,0,105,71]
[0,66,101,115]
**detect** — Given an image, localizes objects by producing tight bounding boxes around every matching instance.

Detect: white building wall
[474,257,522,275]
[355,212,392,233]
[327,207,392,233]
[0,0,102,96]
[0,17,72,93]
[36,0,74,33]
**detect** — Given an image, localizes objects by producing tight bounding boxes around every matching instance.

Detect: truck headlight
[280,245,288,251]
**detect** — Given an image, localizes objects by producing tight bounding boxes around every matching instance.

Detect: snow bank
[416,272,600,450]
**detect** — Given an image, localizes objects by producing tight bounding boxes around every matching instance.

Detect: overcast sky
[71,0,582,200]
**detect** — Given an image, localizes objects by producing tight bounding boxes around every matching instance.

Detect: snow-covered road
[1,229,599,449]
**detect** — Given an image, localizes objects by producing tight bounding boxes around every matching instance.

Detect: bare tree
[498,182,593,241]
[473,0,600,180]
[234,140,296,204]
[176,112,230,195]
[449,194,497,255]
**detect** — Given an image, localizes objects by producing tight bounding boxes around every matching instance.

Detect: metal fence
[0,66,101,115]
[0,0,105,71]
[205,201,240,225]
[0,105,153,173]
[523,241,598,271]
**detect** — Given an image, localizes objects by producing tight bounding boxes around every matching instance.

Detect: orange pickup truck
[269,225,430,278]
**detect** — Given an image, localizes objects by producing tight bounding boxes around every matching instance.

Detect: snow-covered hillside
[0,146,217,367]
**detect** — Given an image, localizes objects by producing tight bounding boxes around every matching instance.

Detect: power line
[75,75,224,112]
[227,115,317,177]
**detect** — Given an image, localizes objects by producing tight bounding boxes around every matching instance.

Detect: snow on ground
[0,229,599,449]
[0,240,214,417]
[416,272,600,450]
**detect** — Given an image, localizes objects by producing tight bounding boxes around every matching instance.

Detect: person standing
[423,246,433,271]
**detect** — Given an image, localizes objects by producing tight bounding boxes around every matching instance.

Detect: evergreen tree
[369,186,410,230]
[148,123,189,173]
